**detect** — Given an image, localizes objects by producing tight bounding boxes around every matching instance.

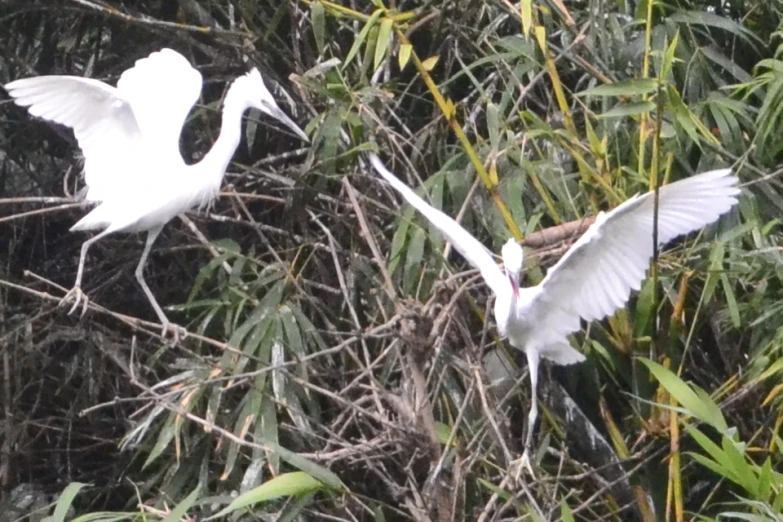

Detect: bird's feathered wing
[525,168,740,346]
[116,48,202,162]
[369,154,508,295]
[4,48,202,202]
[5,75,142,202]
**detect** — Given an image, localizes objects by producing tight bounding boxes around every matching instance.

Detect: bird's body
[368,153,740,467]
[6,48,308,338]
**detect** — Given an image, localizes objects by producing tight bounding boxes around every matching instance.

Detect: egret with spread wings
[369,153,739,467]
[6,48,308,339]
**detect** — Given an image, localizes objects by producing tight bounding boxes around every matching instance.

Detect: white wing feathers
[369,154,508,295]
[116,48,202,161]
[5,49,202,202]
[531,168,739,327]
[5,76,142,201]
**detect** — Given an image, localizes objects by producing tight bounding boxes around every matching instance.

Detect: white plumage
[6,48,308,339]
[369,153,740,464]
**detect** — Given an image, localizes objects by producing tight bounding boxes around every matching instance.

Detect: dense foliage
[1,0,783,520]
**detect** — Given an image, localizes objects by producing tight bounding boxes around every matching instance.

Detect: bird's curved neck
[197,84,249,189]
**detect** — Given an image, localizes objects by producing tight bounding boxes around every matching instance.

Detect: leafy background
[1,0,782,520]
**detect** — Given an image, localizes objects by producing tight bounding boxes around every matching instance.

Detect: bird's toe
[510,450,537,482]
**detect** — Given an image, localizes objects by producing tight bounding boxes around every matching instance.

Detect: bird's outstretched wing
[369,154,508,295]
[6,75,143,202]
[526,168,739,339]
[116,48,202,163]
[5,49,202,202]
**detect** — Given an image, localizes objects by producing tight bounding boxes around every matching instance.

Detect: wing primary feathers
[528,167,740,345]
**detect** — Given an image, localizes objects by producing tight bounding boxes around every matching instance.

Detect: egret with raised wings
[6,48,308,339]
[368,153,739,468]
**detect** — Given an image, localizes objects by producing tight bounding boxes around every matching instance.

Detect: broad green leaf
[561,501,576,522]
[261,398,280,474]
[487,102,500,152]
[187,250,237,304]
[160,488,200,522]
[403,226,426,295]
[343,9,382,69]
[398,43,412,70]
[311,1,325,54]
[701,45,752,83]
[688,451,734,481]
[520,0,532,35]
[640,358,728,433]
[578,78,657,97]
[668,84,703,146]
[633,277,656,338]
[661,31,680,79]
[702,241,726,303]
[684,424,729,468]
[598,100,656,118]
[70,514,138,522]
[264,443,343,489]
[143,414,177,469]
[387,207,412,275]
[42,482,87,522]
[756,457,773,501]
[721,435,756,492]
[422,55,439,71]
[720,272,741,327]
[669,11,764,48]
[374,18,393,71]
[209,472,325,518]
[757,357,783,382]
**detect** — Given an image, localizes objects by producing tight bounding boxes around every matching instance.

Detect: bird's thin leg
[61,229,113,316]
[134,227,182,343]
[512,350,540,480]
[523,349,540,453]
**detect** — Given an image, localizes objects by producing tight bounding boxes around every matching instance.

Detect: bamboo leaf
[343,9,383,69]
[374,18,393,71]
[640,358,729,434]
[209,473,326,518]
[578,78,658,97]
[42,483,87,522]
[421,55,439,71]
[398,43,412,70]
[160,488,200,522]
[598,100,656,118]
[520,0,532,36]
[661,31,680,79]
[311,1,325,54]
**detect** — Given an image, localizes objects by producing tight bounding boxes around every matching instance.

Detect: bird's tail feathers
[539,343,586,366]
[70,204,110,232]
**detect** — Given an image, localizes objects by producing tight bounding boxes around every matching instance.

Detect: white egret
[368,153,739,468]
[6,48,308,339]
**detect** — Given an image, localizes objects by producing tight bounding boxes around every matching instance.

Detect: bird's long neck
[196,83,249,192]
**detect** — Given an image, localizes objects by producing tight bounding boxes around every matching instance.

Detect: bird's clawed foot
[59,285,89,317]
[510,450,537,482]
[160,320,188,345]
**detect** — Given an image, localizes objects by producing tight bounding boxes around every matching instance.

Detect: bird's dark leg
[135,226,184,343]
[61,229,113,316]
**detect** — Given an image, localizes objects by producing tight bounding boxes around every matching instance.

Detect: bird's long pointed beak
[268,106,309,142]
[508,273,519,298]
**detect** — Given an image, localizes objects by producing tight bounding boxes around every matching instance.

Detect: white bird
[368,153,739,469]
[5,48,308,339]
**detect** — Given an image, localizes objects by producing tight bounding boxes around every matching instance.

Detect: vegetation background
[1,0,782,520]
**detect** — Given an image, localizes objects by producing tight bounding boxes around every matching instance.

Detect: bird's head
[501,238,523,296]
[235,68,309,142]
